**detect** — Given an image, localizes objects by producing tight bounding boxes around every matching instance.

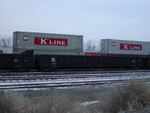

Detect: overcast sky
[0,0,150,43]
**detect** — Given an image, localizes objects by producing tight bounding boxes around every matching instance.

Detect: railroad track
[0,70,150,76]
[0,70,150,91]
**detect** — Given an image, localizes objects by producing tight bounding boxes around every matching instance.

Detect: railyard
[1,31,150,113]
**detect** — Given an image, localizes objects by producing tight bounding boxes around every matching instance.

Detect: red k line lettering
[34,37,68,46]
[120,43,142,50]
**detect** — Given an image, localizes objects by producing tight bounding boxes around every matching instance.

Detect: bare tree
[0,35,12,47]
[85,39,98,50]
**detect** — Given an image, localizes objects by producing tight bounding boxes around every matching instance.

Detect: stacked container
[13,31,83,55]
[101,39,150,55]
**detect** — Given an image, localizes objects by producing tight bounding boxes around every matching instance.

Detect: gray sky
[0,0,150,43]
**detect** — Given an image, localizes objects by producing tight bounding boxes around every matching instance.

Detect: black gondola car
[144,56,150,69]
[0,50,34,71]
[34,55,145,70]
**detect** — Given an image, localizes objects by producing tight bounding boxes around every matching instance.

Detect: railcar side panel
[0,54,33,70]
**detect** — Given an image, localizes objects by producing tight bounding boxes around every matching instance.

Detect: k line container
[13,31,83,55]
[101,39,150,55]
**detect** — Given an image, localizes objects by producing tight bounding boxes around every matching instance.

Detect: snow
[81,101,101,106]
[0,71,150,91]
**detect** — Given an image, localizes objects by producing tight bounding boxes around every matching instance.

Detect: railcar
[0,50,34,71]
[34,54,145,71]
[2,31,150,71]
[143,56,150,69]
[0,49,148,71]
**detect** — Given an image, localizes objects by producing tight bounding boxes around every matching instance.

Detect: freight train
[0,50,150,71]
[0,31,150,71]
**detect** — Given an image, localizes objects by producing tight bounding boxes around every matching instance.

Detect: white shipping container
[13,31,83,55]
[100,39,150,55]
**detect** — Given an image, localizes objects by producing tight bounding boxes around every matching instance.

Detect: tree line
[0,35,12,47]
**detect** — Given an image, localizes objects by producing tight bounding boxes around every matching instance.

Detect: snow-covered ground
[0,71,150,91]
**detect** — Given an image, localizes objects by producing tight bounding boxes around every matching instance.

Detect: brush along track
[0,70,150,91]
